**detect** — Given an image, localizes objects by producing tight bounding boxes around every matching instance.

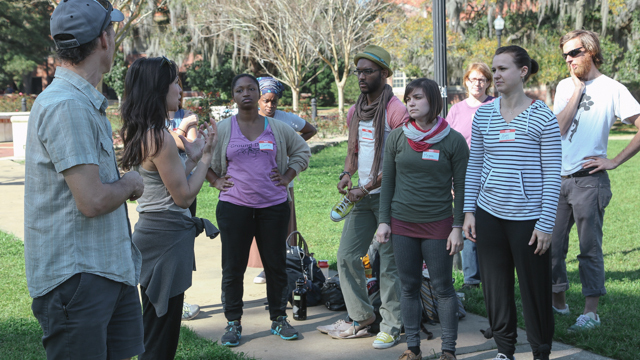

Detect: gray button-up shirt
[24,67,141,298]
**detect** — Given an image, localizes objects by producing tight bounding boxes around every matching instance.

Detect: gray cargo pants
[337,193,402,336]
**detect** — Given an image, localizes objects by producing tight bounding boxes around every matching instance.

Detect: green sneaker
[372,331,398,349]
[567,312,600,332]
[330,194,358,222]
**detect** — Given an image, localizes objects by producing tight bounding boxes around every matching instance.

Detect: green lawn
[0,232,254,360]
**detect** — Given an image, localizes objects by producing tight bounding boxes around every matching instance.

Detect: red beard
[573,58,593,80]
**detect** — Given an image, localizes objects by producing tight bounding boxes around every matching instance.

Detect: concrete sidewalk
[0,159,612,360]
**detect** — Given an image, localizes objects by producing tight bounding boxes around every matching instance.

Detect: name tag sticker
[259,141,274,151]
[422,149,440,161]
[499,129,516,142]
[362,128,374,141]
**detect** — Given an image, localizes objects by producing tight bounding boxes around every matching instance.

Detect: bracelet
[359,184,370,195]
[339,171,351,180]
[176,128,185,134]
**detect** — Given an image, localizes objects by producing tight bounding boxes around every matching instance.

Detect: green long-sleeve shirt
[379,127,469,226]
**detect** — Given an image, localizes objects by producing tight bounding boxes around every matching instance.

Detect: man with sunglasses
[552,30,640,332]
[24,0,145,358]
[318,45,408,349]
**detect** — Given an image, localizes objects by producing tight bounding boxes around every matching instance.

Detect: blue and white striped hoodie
[463,98,562,234]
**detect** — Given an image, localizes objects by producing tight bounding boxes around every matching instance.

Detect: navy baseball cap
[50,0,125,49]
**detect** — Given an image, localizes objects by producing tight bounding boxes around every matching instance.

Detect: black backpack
[285,231,325,306]
[321,274,346,311]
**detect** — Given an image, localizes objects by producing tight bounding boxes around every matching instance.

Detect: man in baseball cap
[25,0,145,358]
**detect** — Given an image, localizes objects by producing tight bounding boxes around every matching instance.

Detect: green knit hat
[354,45,393,77]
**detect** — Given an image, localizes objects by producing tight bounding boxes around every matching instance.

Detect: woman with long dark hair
[376,78,468,360]
[463,46,562,360]
[119,56,218,360]
[206,74,310,347]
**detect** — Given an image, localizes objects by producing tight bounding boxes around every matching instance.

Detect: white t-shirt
[553,75,640,175]
[273,110,306,132]
[357,118,392,194]
[272,109,307,188]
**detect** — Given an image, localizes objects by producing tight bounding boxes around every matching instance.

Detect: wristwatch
[339,171,351,180]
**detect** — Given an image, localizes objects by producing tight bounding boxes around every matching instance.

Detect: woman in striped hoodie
[462,46,562,360]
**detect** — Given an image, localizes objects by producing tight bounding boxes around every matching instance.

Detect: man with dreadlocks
[319,45,409,349]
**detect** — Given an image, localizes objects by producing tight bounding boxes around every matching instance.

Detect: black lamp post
[433,0,448,117]
[494,15,505,48]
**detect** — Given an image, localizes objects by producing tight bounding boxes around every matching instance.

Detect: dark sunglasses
[562,47,585,60]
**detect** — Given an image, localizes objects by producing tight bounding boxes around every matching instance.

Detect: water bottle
[292,277,307,320]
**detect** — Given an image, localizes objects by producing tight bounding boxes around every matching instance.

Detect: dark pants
[551,172,611,297]
[476,208,553,358]
[392,235,458,352]
[31,273,144,360]
[139,287,184,360]
[217,200,290,321]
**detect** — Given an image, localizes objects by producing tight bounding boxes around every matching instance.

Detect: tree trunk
[291,87,299,112]
[544,84,553,106]
[336,81,346,121]
[575,0,586,30]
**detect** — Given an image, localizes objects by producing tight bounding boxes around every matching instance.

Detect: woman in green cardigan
[375,78,468,360]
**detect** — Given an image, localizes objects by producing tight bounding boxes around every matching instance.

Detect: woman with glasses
[207,74,310,347]
[446,63,494,291]
[247,76,317,284]
[376,78,468,360]
[119,56,218,360]
[463,46,562,360]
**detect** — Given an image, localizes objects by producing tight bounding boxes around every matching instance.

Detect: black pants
[139,287,184,360]
[217,200,290,321]
[476,207,553,358]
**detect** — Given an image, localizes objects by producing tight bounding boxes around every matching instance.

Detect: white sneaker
[552,303,570,315]
[182,302,200,320]
[253,270,266,284]
[493,353,514,360]
[317,318,352,334]
[372,331,398,349]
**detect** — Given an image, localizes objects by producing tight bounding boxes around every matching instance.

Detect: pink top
[219,117,288,208]
[446,96,495,148]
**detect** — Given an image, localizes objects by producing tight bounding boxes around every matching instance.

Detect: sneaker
[330,194,359,222]
[372,331,398,349]
[271,315,299,340]
[221,320,242,347]
[568,312,600,332]
[398,349,422,360]
[439,353,457,360]
[182,302,200,320]
[253,270,266,284]
[328,315,375,339]
[493,354,514,360]
[317,318,353,334]
[552,303,570,315]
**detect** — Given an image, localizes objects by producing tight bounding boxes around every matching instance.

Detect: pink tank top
[219,117,288,208]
